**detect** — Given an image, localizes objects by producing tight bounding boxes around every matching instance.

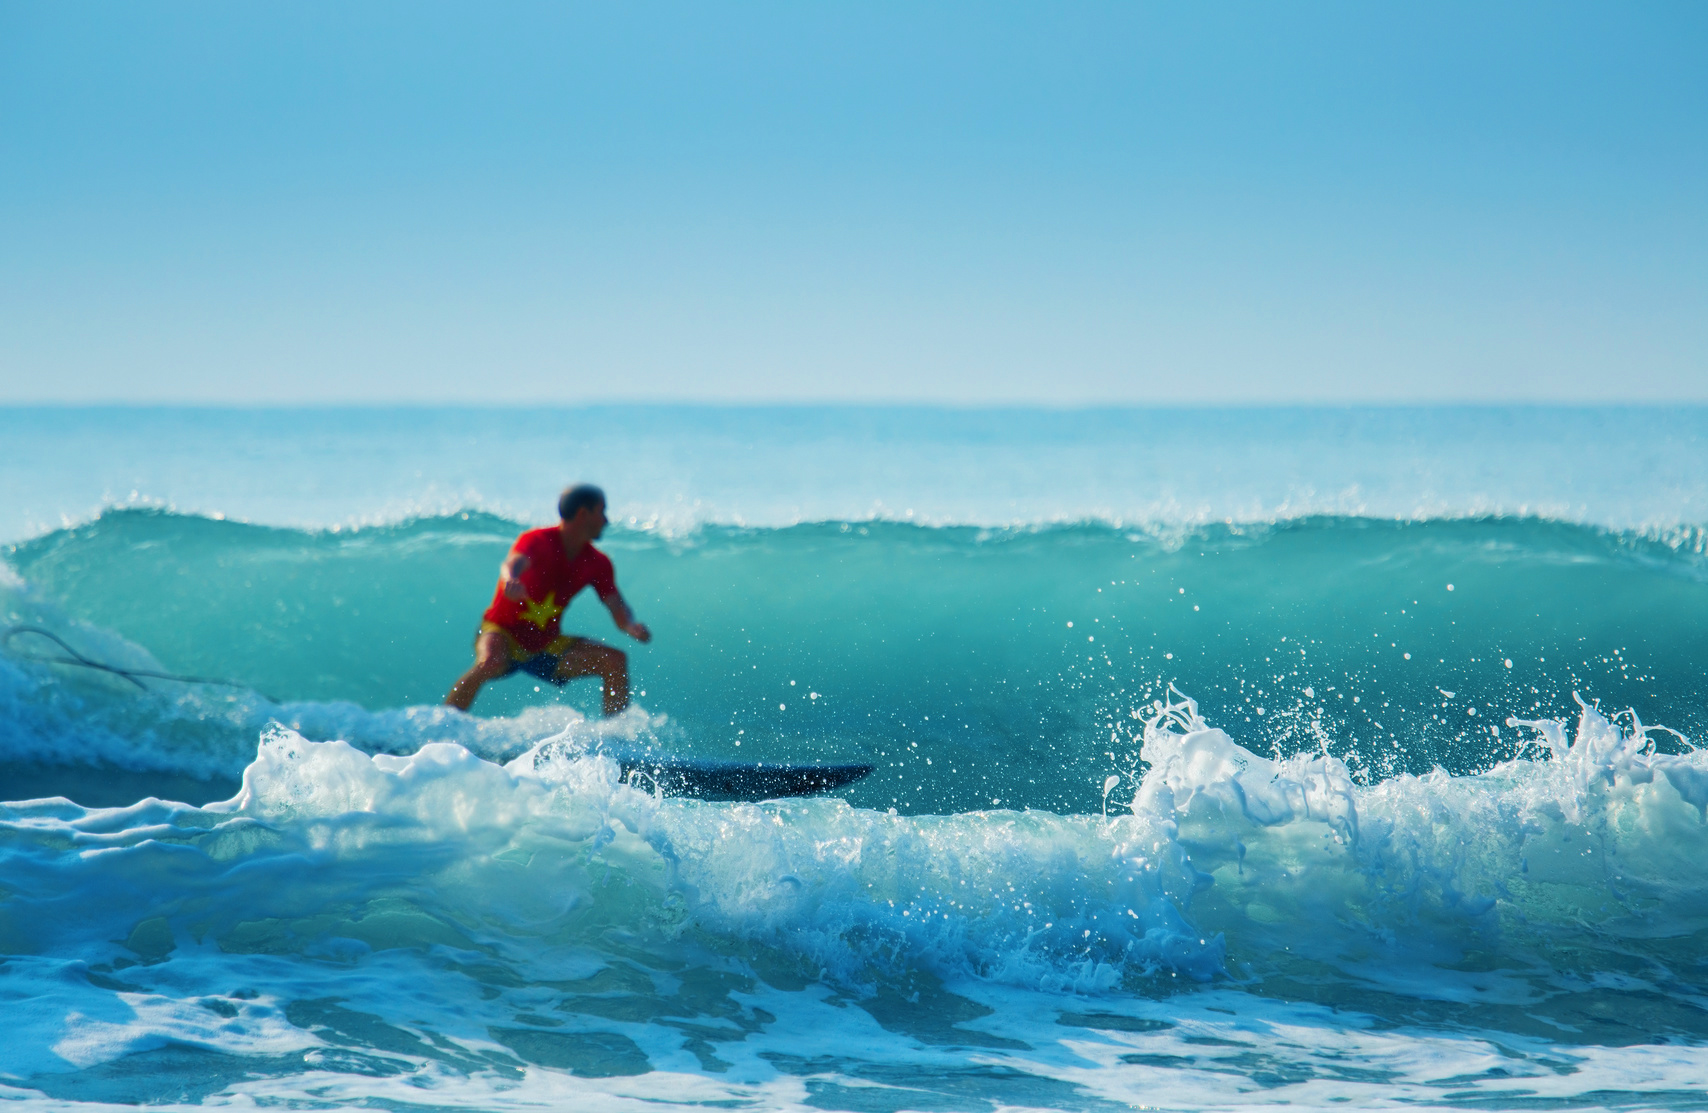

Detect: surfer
[444,485,651,715]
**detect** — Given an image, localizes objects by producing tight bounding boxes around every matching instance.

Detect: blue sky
[1,1,1703,404]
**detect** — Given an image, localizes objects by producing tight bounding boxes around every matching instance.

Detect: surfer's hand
[626,621,652,644]
[499,552,530,600]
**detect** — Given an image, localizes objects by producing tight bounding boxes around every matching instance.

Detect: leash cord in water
[1,625,273,700]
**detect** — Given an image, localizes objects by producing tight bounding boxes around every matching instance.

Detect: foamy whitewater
[3,405,1707,1110]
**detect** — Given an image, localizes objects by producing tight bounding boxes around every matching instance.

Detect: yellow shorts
[478,622,588,684]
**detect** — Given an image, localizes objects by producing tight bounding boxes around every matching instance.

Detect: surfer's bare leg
[554,640,631,716]
[445,631,512,711]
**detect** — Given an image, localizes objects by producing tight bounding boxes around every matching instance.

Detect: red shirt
[482,526,618,652]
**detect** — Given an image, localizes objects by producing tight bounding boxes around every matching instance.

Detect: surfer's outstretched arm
[603,592,651,643]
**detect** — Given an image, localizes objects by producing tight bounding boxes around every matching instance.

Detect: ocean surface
[3,404,1708,1111]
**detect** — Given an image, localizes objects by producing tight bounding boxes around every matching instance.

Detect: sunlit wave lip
[12,495,1708,550]
[9,505,1708,576]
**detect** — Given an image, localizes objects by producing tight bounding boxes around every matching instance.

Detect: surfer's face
[576,501,608,539]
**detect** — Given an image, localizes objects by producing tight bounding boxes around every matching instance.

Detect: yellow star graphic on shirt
[519,591,564,630]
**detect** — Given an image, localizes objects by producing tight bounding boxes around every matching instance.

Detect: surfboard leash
[1,625,277,702]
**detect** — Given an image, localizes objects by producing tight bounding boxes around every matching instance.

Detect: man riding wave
[444,484,651,715]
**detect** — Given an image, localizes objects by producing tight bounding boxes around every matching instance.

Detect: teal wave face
[5,509,1707,814]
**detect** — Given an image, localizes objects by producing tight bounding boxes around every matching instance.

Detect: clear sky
[1,1,1703,405]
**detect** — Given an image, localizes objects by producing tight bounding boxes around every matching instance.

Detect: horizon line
[4,398,1708,413]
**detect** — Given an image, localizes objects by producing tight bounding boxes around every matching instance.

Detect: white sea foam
[1129,690,1708,1027]
[5,692,1708,1107]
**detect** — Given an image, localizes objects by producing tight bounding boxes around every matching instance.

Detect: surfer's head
[558,484,608,539]
[559,484,606,522]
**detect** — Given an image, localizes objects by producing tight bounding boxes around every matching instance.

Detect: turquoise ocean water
[3,406,1708,1109]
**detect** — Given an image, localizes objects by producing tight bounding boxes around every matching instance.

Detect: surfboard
[614,756,872,801]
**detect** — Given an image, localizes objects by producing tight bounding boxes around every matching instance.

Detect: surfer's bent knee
[602,645,629,680]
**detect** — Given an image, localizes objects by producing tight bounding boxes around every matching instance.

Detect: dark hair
[558,484,606,521]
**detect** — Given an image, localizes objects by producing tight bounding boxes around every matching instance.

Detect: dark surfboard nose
[618,759,873,801]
